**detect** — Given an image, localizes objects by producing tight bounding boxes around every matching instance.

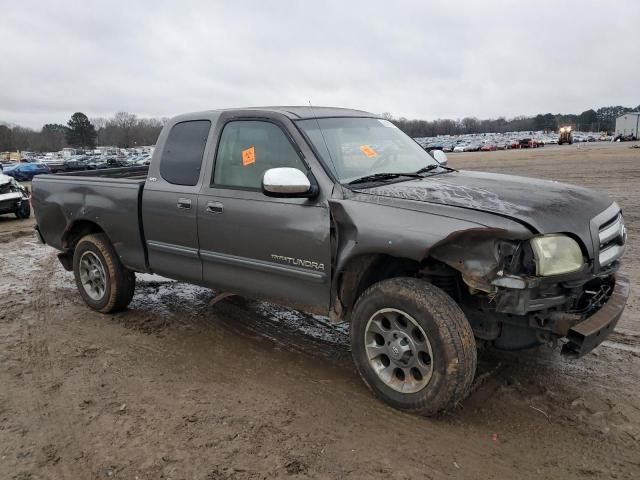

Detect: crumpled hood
[352,170,614,251]
[0,172,13,185]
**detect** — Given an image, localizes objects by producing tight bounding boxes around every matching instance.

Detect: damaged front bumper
[560,273,630,357]
[464,269,630,355]
[0,191,25,214]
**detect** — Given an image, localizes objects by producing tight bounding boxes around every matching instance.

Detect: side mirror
[262,167,316,198]
[431,149,448,166]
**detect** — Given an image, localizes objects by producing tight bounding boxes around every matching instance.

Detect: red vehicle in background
[519,139,542,149]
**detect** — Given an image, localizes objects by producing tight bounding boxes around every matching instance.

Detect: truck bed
[32,169,149,272]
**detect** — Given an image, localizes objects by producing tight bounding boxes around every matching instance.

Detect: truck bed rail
[58,165,149,179]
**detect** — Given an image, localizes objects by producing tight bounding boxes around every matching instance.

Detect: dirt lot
[1,142,639,479]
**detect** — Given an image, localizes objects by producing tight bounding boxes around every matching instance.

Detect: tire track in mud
[209,296,352,365]
[120,283,465,442]
[121,279,353,367]
[137,300,497,478]
[15,250,95,478]
[177,296,530,473]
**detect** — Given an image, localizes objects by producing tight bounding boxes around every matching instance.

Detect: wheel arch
[62,220,108,252]
[334,253,463,322]
[333,228,531,322]
[335,254,420,321]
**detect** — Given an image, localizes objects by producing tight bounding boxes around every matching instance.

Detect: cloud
[2,0,638,129]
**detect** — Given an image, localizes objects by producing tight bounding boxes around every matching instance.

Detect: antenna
[308,100,339,179]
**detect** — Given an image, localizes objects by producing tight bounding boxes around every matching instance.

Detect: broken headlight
[530,234,583,276]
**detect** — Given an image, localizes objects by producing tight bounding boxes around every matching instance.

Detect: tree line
[0,112,166,152]
[384,104,639,138]
[1,103,639,152]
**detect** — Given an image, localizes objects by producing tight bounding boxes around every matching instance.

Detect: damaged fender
[329,191,533,318]
[427,229,524,293]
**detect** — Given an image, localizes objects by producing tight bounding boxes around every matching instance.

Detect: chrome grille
[598,211,625,267]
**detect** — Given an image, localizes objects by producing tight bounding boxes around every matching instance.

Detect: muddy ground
[1,142,639,479]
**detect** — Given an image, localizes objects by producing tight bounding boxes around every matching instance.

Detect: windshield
[296,117,439,183]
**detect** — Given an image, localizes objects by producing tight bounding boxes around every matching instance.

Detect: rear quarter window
[159,120,211,186]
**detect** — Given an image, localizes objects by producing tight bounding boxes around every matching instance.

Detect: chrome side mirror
[432,149,448,166]
[262,167,315,198]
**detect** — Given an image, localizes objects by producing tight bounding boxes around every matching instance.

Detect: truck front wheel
[73,233,136,313]
[350,277,477,415]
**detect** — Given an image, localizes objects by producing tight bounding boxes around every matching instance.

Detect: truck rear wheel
[73,233,136,313]
[350,277,476,415]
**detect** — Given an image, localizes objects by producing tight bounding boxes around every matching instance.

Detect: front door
[197,119,332,309]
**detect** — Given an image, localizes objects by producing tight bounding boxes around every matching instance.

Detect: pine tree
[65,112,97,148]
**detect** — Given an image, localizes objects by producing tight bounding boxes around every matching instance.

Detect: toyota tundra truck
[32,107,629,415]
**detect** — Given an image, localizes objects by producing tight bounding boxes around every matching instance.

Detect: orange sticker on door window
[359,145,377,158]
[242,146,256,166]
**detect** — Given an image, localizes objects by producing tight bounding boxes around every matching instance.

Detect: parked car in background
[61,159,89,173]
[86,159,108,170]
[107,157,130,168]
[3,162,51,181]
[0,171,31,218]
[480,144,497,151]
[38,155,65,173]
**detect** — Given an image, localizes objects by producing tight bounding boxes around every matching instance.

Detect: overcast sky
[1,0,639,129]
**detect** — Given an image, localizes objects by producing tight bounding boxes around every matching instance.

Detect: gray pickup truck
[32,107,629,415]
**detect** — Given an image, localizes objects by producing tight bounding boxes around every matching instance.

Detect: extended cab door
[197,116,332,309]
[142,119,212,284]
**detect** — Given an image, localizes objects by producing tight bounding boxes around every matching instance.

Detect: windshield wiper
[415,164,456,174]
[347,172,422,185]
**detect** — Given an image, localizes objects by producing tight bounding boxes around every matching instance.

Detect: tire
[350,277,476,415]
[73,233,136,313]
[14,201,30,219]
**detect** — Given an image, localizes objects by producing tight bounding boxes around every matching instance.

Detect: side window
[213,120,306,189]
[159,120,211,186]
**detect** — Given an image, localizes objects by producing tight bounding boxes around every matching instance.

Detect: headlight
[567,127,572,132]
[530,235,583,276]
[560,127,565,132]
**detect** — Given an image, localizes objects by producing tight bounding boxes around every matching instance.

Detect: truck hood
[351,170,614,251]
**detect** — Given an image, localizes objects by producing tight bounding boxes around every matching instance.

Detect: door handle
[177,198,192,209]
[206,201,223,214]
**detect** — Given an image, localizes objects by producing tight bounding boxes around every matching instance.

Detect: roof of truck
[171,106,378,123]
[244,106,377,119]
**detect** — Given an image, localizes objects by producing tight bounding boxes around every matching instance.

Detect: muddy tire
[73,233,136,313]
[350,277,477,415]
[14,201,30,219]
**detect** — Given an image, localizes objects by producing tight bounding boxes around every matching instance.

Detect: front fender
[330,198,532,273]
[328,198,533,317]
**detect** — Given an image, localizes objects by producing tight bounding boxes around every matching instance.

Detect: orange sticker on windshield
[242,146,256,166]
[359,145,377,158]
